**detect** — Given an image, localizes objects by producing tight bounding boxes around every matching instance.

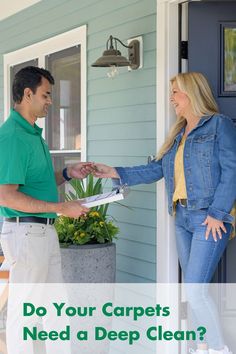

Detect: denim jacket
[115,114,236,223]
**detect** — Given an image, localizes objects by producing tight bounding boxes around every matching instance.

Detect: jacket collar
[175,114,215,142]
[195,114,214,130]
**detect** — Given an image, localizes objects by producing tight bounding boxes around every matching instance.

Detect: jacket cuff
[114,167,128,185]
[208,206,234,223]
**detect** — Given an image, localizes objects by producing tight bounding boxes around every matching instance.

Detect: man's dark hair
[12,66,55,103]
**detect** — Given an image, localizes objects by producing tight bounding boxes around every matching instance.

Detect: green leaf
[68,191,77,200]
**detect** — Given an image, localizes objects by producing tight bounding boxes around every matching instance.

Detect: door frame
[156,0,185,284]
[156,2,184,353]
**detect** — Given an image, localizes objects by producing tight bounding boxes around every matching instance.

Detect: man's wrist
[47,202,65,215]
[54,202,64,214]
[62,167,72,181]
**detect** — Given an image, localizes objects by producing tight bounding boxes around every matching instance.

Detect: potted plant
[55,175,119,283]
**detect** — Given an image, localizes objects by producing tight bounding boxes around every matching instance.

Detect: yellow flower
[99,221,105,227]
[89,211,100,218]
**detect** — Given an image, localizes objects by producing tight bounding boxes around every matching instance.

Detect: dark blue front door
[187,3,236,350]
[189,1,236,122]
[188,1,236,279]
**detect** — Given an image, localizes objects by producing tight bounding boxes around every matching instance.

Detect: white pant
[0,221,63,283]
[0,221,71,354]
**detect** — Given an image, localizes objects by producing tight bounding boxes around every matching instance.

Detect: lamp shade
[91,48,130,67]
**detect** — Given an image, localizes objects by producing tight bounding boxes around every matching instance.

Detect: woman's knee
[185,283,209,309]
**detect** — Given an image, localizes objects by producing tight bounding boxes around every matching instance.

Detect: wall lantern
[91,35,142,78]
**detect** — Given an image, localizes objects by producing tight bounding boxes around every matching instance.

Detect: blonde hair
[156,72,219,160]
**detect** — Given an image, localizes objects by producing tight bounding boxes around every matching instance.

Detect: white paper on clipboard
[80,187,128,208]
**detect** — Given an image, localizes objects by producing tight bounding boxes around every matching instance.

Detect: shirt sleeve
[0,135,29,185]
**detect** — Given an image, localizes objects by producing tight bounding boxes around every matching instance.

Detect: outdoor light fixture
[91,35,141,78]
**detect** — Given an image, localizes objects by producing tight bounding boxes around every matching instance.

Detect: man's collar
[10,109,43,136]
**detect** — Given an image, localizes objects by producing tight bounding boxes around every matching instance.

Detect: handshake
[66,162,119,180]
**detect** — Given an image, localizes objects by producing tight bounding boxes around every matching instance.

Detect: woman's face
[170,81,192,117]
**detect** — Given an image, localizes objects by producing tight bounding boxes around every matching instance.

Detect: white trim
[0,0,41,21]
[81,28,87,162]
[50,150,82,154]
[3,25,87,161]
[156,0,179,283]
[158,0,189,3]
[156,1,180,351]
[180,2,189,73]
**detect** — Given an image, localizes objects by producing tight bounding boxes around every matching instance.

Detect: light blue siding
[0,0,157,282]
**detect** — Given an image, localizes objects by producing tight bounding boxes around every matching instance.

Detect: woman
[92,72,236,354]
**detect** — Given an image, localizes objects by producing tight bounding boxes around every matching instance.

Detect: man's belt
[4,216,55,225]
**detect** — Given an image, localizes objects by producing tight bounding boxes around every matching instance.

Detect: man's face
[30,77,52,118]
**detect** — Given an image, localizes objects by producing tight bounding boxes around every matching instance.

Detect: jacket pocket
[193,134,215,190]
[193,134,215,143]
[193,134,215,165]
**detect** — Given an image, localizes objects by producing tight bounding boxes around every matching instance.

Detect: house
[0,0,235,288]
[0,0,157,284]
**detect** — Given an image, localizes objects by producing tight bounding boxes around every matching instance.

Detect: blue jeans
[175,203,232,349]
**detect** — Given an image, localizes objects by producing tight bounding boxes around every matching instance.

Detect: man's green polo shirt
[0,109,58,218]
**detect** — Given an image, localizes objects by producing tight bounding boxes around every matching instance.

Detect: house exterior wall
[0,0,157,282]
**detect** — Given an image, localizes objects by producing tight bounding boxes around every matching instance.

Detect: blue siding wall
[0,0,156,282]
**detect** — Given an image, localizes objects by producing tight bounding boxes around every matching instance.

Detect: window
[45,46,82,174]
[4,25,87,171]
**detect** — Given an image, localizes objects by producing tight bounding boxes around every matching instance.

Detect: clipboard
[80,186,129,208]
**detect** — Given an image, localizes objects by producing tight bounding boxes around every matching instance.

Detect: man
[0,66,92,353]
[0,65,92,281]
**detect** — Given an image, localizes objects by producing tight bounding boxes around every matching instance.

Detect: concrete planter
[60,242,116,283]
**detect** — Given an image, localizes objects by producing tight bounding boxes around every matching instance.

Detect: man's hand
[66,162,95,179]
[0,184,89,218]
[59,201,89,218]
[92,163,119,179]
[202,215,227,242]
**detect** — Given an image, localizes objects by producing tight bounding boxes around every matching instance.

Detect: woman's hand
[67,162,95,179]
[92,163,119,179]
[202,215,227,241]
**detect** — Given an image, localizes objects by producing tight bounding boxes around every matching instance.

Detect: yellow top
[172,135,236,239]
[173,136,187,203]
[230,203,236,239]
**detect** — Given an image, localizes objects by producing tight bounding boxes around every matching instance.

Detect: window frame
[220,22,236,97]
[3,25,87,162]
